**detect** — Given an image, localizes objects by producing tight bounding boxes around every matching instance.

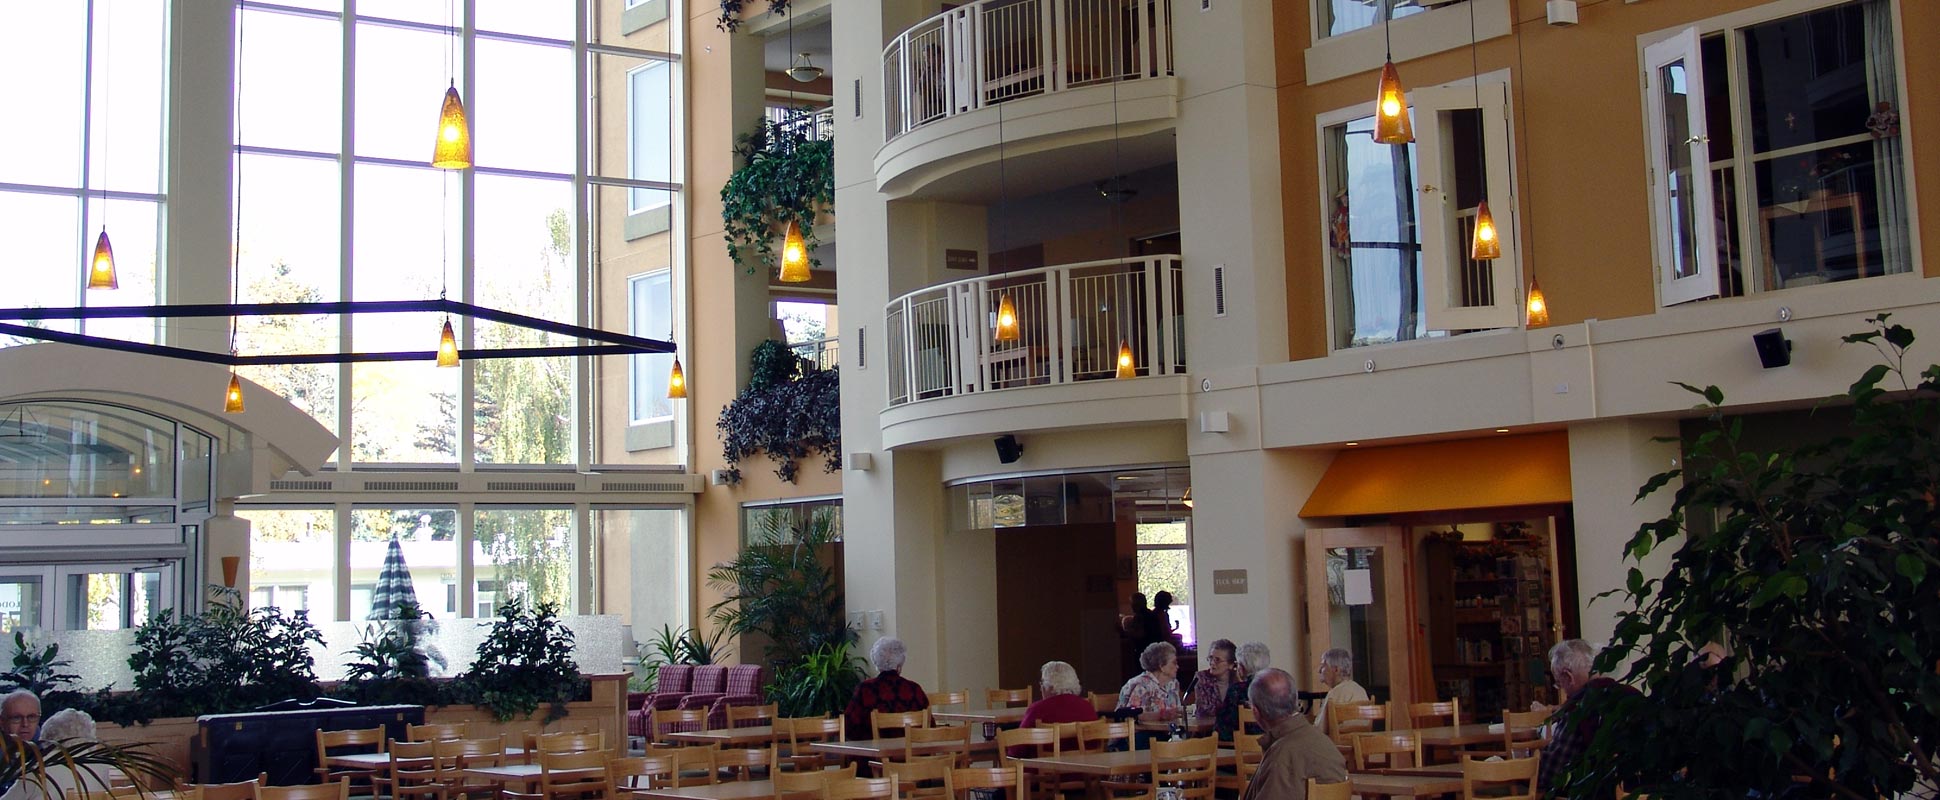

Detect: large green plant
[453,597,585,723]
[637,624,731,691]
[109,586,323,722]
[0,631,80,701]
[714,0,791,32]
[1569,314,1940,799]
[768,642,865,718]
[1,735,178,795]
[707,505,853,671]
[717,340,840,483]
[338,601,447,707]
[719,115,833,276]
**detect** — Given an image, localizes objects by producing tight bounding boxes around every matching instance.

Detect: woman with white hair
[1117,641,1183,723]
[1214,641,1272,740]
[1012,661,1098,756]
[1,709,128,800]
[841,637,931,740]
[1312,647,1367,726]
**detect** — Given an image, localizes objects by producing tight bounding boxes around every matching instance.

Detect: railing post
[1054,267,1073,384]
[1141,257,1162,377]
[898,39,912,137]
[965,7,984,112]
[901,297,918,403]
[1157,257,1178,375]
[1132,0,1148,79]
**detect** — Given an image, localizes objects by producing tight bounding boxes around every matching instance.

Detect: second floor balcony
[885,255,1185,407]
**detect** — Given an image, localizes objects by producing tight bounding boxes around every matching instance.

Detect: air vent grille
[857,327,867,369]
[485,481,577,492]
[853,79,863,118]
[363,480,460,492]
[268,480,333,491]
[1213,265,1228,317]
[600,481,689,493]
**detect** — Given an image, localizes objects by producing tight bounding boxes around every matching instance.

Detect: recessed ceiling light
[1344,442,1359,447]
[1495,428,1510,433]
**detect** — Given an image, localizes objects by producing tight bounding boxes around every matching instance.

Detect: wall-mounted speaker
[1753,328,1792,369]
[994,434,1025,464]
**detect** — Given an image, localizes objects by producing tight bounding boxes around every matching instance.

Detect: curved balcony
[884,255,1185,408]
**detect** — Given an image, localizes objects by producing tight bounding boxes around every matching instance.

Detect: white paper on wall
[1344,568,1374,606]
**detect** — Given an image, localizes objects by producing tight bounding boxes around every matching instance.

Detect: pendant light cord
[101,3,112,235]
[231,5,245,353]
[1470,0,1485,197]
[1384,0,1393,62]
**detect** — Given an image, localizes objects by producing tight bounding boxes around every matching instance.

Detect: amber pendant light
[994,294,1020,342]
[432,84,471,170]
[88,229,118,289]
[1374,63,1413,145]
[1525,275,1550,327]
[223,372,245,414]
[1114,340,1136,379]
[778,219,810,283]
[436,318,460,367]
[1471,200,1501,261]
[667,357,688,399]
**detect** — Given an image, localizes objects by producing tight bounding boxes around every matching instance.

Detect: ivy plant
[717,340,840,483]
[1565,314,1940,799]
[719,115,833,276]
[715,0,791,33]
[451,597,585,723]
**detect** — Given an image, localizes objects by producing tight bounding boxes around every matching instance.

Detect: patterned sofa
[629,663,769,741]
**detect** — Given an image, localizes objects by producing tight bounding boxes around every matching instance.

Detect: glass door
[1305,526,1418,718]
[54,563,174,630]
[0,575,47,632]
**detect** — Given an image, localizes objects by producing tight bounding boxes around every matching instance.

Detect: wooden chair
[1215,732,1262,793]
[536,748,612,800]
[886,755,955,800]
[1327,701,1388,743]
[985,688,1032,708]
[727,703,779,729]
[1237,706,1262,736]
[387,740,444,800]
[535,731,607,756]
[951,767,1027,800]
[434,737,507,800]
[407,722,472,742]
[774,764,857,798]
[180,775,266,800]
[715,747,774,782]
[927,691,969,711]
[1502,709,1549,758]
[1102,737,1217,800]
[1353,731,1424,771]
[1462,754,1539,800]
[607,754,673,797]
[903,725,971,767]
[256,782,349,800]
[1076,720,1132,754]
[1307,778,1352,800]
[314,727,387,797]
[1410,698,1462,729]
[872,709,932,740]
[1086,692,1119,714]
[652,708,712,745]
[822,777,895,800]
[775,716,845,771]
[995,727,1058,762]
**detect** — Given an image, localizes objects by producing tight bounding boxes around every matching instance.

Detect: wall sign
[945,249,980,271]
[1212,569,1248,595]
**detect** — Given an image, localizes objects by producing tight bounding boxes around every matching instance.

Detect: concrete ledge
[881,374,1189,450]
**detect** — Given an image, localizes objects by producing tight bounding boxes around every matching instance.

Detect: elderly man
[1,689,40,742]
[842,637,930,740]
[1311,647,1367,728]
[1537,639,1640,798]
[1240,668,1346,800]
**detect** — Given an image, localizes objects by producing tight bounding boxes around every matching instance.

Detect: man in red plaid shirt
[1537,639,1639,799]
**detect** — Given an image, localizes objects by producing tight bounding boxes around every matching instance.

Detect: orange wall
[1273,0,1940,361]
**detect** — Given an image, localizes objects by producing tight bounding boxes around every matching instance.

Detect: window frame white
[628,269,675,425]
[625,58,675,216]
[1643,28,1720,307]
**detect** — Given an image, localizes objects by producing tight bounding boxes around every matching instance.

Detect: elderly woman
[2,709,128,800]
[1216,641,1271,740]
[1011,661,1098,756]
[1118,641,1183,723]
[842,637,930,740]
[1192,639,1243,724]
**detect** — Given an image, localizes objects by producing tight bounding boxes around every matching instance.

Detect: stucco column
[205,503,251,602]
[1566,419,1681,648]
[1186,447,1331,678]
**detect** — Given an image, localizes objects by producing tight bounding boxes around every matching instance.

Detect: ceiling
[762,13,831,74]
[911,128,1179,205]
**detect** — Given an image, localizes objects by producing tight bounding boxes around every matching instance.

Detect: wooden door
[1305,526,1417,716]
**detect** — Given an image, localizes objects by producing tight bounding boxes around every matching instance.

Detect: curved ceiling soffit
[0,343,337,477]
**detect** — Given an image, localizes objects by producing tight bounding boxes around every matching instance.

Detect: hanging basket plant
[716,0,791,33]
[717,340,840,483]
[720,114,834,276]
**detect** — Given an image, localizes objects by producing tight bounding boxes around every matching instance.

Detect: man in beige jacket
[1240,668,1348,800]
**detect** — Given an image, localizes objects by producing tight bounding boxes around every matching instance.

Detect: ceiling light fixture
[1115,340,1136,380]
[1182,487,1193,509]
[88,10,118,290]
[787,52,824,82]
[1373,0,1413,145]
[1526,274,1550,327]
[667,356,687,399]
[431,0,470,169]
[1467,0,1499,262]
[994,293,1020,342]
[778,220,810,282]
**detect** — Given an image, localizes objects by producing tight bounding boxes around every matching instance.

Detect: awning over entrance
[1299,431,1571,518]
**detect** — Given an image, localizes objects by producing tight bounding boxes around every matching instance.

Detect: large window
[1317,0,1424,41]
[630,271,674,424]
[1645,0,1910,305]
[474,506,576,614]
[241,507,334,616]
[0,1,168,345]
[629,61,673,214]
[1321,78,1519,350]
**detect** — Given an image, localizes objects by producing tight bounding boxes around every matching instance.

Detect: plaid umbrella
[367,536,421,620]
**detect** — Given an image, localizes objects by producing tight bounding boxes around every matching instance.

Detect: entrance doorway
[1304,526,1416,718]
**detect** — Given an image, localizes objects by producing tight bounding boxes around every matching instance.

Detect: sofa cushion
[690,665,728,694]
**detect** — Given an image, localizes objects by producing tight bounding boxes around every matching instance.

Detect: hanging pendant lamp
[1182,487,1193,509]
[778,219,810,283]
[667,357,688,399]
[1374,62,1413,144]
[432,84,472,170]
[994,294,1020,342]
[1471,200,1501,261]
[1115,340,1136,379]
[223,372,245,414]
[1526,275,1550,327]
[787,52,824,83]
[436,318,460,367]
[88,228,118,290]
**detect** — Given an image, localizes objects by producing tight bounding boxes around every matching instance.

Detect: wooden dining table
[1011,748,1236,778]
[1347,771,1467,797]
[930,707,1026,726]
[664,725,780,747]
[806,734,999,761]
[1411,723,1503,749]
[624,779,796,800]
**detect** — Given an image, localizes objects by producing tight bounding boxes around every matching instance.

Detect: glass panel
[237,8,343,154]
[0,577,44,634]
[1743,2,1872,155]
[65,570,160,630]
[0,193,81,342]
[0,507,175,525]
[474,507,574,614]
[240,508,334,617]
[351,163,457,464]
[88,0,168,195]
[81,197,162,345]
[473,174,574,465]
[354,22,456,163]
[1754,143,1891,289]
[477,2,573,41]
[627,60,674,206]
[1714,166,1745,297]
[0,401,176,499]
[1320,0,1423,39]
[179,428,213,513]
[1328,117,1424,349]
[474,38,573,173]
[1657,59,1700,282]
[1323,546,1391,697]
[236,153,342,432]
[0,3,86,187]
[630,271,673,423]
[349,507,458,619]
[593,508,686,636]
[356,0,448,27]
[1135,545,1191,646]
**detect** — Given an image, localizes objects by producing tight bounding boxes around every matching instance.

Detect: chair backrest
[256,782,349,800]
[995,727,1059,764]
[1233,732,1264,785]
[724,664,766,696]
[653,707,712,742]
[984,688,1031,708]
[1353,731,1424,770]
[317,727,387,760]
[926,691,968,710]
[181,775,265,800]
[886,755,955,799]
[433,737,504,782]
[728,703,779,729]
[1075,720,1132,754]
[387,739,439,790]
[691,665,729,694]
[774,763,858,797]
[407,722,471,742]
[657,664,695,694]
[606,755,671,794]
[715,747,774,782]
[950,767,1026,800]
[1086,692,1119,714]
[667,746,720,788]
[872,708,932,739]
[1306,778,1352,800]
[822,777,895,800]
[1149,736,1219,800]
[1410,698,1461,729]
[537,731,607,755]
[1462,753,1539,800]
[1328,701,1387,742]
[1502,709,1549,758]
[1237,705,1261,735]
[539,749,612,800]
[903,725,970,766]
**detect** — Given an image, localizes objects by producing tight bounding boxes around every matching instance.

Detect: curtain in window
[1863,1,1907,275]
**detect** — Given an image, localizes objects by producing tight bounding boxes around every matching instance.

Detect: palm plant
[706,509,853,670]
[0,735,177,797]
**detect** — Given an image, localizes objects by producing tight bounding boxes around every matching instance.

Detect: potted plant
[449,597,586,723]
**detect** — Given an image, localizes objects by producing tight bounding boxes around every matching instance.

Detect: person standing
[1239,668,1347,800]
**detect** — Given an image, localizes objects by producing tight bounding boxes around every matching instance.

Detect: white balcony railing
[791,337,839,371]
[882,0,1175,141]
[885,255,1185,406]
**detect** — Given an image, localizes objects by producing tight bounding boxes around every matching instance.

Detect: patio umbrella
[367,535,420,620]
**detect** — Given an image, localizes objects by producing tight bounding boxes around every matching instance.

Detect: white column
[1566,419,1682,648]
[1187,448,1332,677]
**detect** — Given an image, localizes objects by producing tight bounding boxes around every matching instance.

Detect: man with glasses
[1,689,41,742]
[1537,640,1638,799]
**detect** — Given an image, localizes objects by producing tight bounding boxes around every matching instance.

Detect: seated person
[1311,647,1367,729]
[1218,641,1272,740]
[1014,660,1098,755]
[842,637,930,740]
[1118,641,1183,723]
[3,709,128,800]
[1192,639,1244,734]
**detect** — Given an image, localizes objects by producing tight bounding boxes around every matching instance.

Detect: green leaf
[1897,554,1927,584]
